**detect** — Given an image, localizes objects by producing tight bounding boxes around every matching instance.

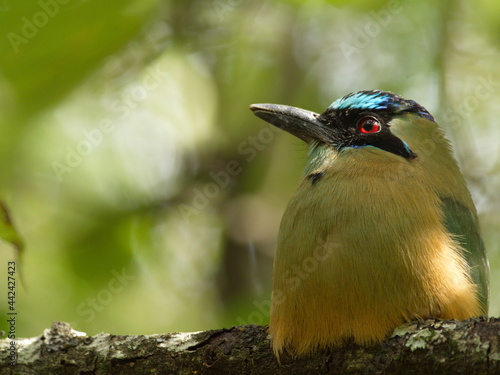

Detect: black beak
[249,104,333,144]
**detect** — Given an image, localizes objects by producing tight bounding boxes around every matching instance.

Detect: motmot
[249,90,489,358]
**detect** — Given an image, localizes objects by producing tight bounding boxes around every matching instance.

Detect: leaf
[0,0,162,119]
[0,200,24,257]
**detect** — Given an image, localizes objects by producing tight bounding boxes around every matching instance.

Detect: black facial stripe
[348,133,417,159]
[318,109,416,160]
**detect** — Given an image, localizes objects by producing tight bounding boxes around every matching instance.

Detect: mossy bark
[1,318,499,374]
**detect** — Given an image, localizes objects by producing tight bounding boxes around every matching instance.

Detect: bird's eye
[357,117,381,134]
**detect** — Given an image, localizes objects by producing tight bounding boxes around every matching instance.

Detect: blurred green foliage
[0,0,499,338]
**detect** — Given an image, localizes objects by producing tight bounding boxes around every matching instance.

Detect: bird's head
[250,90,441,166]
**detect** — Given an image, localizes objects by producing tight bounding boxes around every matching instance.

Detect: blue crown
[328,90,434,121]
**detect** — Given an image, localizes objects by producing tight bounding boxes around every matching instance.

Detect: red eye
[358,117,381,134]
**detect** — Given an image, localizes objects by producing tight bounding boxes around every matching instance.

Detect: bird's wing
[441,197,489,313]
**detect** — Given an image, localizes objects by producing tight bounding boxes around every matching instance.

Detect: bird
[249,90,489,359]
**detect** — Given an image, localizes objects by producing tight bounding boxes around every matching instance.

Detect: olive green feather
[441,197,489,313]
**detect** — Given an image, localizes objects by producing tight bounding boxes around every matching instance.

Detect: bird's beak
[249,104,332,144]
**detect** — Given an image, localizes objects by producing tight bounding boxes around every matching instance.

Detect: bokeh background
[0,0,499,338]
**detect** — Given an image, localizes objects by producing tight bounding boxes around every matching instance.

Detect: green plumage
[442,197,489,312]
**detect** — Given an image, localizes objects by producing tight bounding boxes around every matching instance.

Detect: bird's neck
[305,142,338,175]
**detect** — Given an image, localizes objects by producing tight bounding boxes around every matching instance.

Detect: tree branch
[1,318,499,374]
